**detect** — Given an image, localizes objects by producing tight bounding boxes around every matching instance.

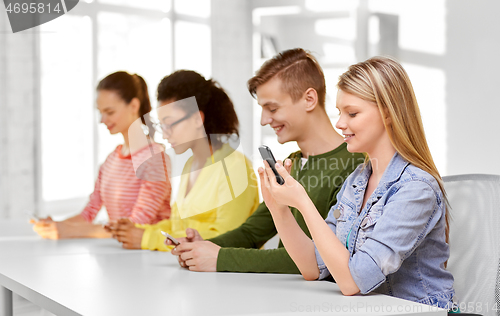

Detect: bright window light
[369,0,446,55]
[315,18,356,41]
[323,43,356,64]
[40,15,94,201]
[174,0,210,18]
[305,0,358,12]
[323,67,348,119]
[174,21,211,78]
[252,6,301,25]
[97,12,172,163]
[98,0,171,13]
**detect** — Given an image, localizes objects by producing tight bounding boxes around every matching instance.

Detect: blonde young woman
[258,57,456,310]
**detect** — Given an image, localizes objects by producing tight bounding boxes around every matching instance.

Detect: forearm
[65,221,111,238]
[299,198,359,295]
[270,207,319,280]
[217,247,300,274]
[64,214,88,223]
[209,226,256,248]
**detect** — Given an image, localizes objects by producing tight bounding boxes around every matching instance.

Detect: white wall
[211,0,254,159]
[0,7,39,219]
[445,0,500,175]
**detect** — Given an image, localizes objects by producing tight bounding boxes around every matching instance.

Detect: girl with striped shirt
[33,71,171,239]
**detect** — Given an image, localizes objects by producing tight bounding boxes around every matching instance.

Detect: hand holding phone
[258,145,285,185]
[26,211,40,223]
[161,231,180,246]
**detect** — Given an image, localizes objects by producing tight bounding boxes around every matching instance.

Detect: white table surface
[0,221,447,316]
[0,220,38,239]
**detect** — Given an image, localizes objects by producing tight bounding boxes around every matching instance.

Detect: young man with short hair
[171,48,364,274]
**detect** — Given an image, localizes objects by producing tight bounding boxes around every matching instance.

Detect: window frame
[37,0,212,218]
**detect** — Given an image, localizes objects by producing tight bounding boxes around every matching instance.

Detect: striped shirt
[81,143,171,224]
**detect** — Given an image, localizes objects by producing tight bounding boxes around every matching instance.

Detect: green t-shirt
[209,142,365,274]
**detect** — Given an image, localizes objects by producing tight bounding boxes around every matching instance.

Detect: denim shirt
[315,153,455,309]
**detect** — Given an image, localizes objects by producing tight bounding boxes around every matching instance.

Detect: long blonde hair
[338,56,450,245]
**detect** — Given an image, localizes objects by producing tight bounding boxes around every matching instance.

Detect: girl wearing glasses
[33,71,172,239]
[107,70,259,250]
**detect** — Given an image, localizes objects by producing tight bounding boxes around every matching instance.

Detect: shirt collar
[352,152,410,195]
[202,143,234,166]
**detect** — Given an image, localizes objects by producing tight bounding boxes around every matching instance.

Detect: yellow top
[137,143,259,251]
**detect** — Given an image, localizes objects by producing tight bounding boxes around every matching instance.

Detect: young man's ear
[303,88,318,112]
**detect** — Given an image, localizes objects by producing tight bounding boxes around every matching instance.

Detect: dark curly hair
[156,70,239,147]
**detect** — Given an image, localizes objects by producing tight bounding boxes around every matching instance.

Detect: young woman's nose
[335,115,346,130]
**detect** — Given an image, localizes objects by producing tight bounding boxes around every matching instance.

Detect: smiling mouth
[343,134,354,141]
[273,126,284,133]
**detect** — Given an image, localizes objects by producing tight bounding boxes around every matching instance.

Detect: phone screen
[161,231,180,245]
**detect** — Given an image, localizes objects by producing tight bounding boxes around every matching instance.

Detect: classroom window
[97,12,172,163]
[38,0,211,216]
[40,15,94,202]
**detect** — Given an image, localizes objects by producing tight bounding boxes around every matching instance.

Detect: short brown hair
[247,48,326,107]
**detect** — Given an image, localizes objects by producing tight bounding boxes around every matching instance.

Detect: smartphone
[25,211,40,222]
[258,145,285,185]
[161,231,180,246]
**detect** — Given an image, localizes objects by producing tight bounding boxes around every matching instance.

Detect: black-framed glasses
[154,112,193,134]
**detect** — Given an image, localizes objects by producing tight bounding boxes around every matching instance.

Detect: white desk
[0,220,38,239]
[0,222,446,316]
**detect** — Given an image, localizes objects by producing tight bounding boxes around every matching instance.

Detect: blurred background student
[107,70,259,250]
[33,71,172,239]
